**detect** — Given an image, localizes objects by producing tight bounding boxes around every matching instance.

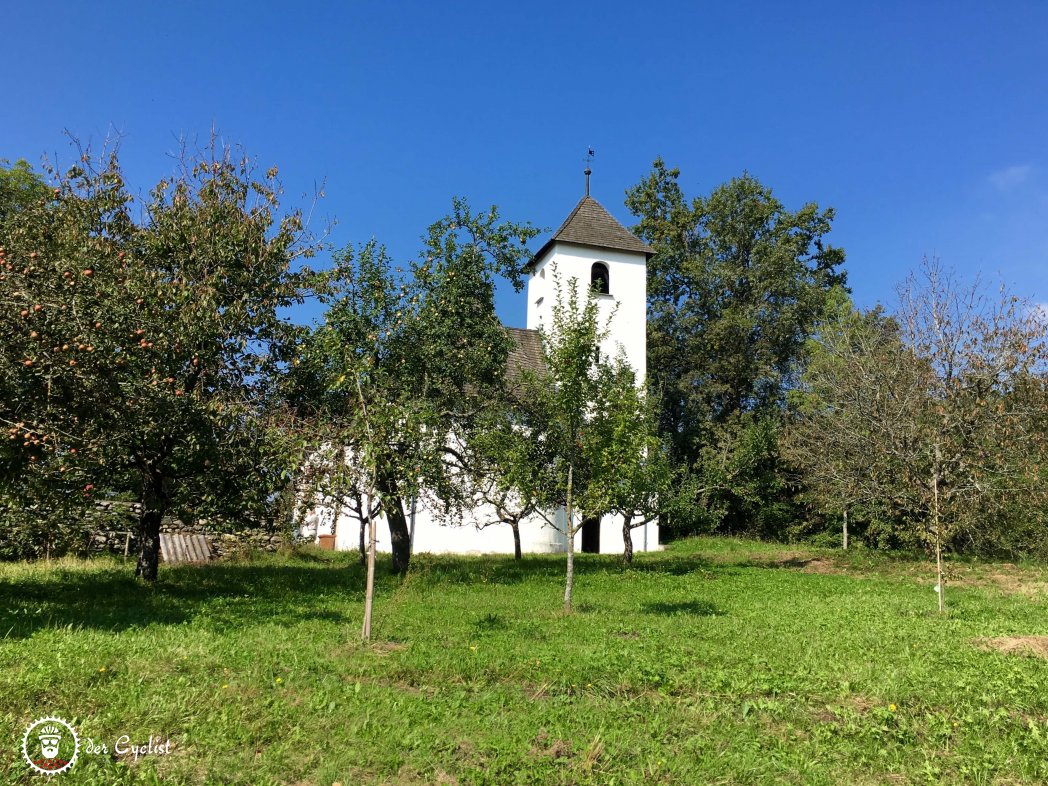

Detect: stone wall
[85,501,141,556]
[88,502,288,560]
[174,521,287,559]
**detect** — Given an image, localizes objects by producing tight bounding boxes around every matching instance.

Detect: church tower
[525,180,652,383]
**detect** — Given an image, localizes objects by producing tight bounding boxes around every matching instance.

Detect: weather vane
[584,147,595,196]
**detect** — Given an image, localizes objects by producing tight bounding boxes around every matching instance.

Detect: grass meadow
[2,537,1048,784]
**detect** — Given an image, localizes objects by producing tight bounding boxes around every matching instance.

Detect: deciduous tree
[787,259,1048,610]
[290,203,539,579]
[0,141,318,580]
[625,159,846,535]
[509,275,644,610]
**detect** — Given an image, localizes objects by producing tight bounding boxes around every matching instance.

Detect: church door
[581,516,601,553]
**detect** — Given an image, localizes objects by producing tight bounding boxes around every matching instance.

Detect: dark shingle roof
[531,195,653,266]
[505,327,544,384]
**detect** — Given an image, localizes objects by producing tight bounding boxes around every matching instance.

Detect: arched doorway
[581,516,600,553]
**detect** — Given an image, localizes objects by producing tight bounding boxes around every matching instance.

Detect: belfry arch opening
[590,262,610,295]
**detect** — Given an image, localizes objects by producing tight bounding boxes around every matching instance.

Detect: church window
[591,262,610,295]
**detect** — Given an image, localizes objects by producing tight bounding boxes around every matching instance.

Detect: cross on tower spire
[584,147,595,196]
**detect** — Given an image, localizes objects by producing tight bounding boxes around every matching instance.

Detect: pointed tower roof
[531,195,653,266]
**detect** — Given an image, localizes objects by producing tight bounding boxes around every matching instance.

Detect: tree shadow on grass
[641,600,722,616]
[0,548,726,641]
[0,556,372,640]
[628,557,719,578]
[406,551,719,587]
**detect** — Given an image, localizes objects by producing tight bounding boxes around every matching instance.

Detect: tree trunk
[842,508,849,550]
[362,504,377,641]
[376,471,411,575]
[622,515,634,565]
[935,533,945,614]
[933,439,945,613]
[358,517,366,566]
[135,473,167,582]
[385,502,411,575]
[512,522,522,560]
[564,465,575,613]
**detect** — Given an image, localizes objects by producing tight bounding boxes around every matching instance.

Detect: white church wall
[317,498,570,556]
[595,512,659,555]
[333,506,360,551]
[302,495,660,557]
[296,202,661,559]
[407,502,566,555]
[526,243,648,383]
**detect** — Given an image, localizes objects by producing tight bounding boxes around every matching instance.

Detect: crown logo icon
[38,725,62,739]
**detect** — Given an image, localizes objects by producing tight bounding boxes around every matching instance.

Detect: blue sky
[4,1,1047,326]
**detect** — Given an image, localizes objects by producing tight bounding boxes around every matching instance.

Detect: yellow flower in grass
[275,677,283,684]
[98,666,106,673]
[469,645,477,652]
[889,703,897,712]
[222,684,229,690]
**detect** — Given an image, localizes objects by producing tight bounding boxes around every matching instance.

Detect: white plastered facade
[299,199,659,557]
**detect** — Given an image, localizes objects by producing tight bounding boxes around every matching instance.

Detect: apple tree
[287,201,540,578]
[0,143,319,579]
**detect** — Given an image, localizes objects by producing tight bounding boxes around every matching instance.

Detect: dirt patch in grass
[799,557,840,574]
[701,541,1048,595]
[973,571,1048,598]
[975,636,1048,659]
[847,695,877,713]
[748,552,844,574]
[345,675,433,696]
[388,765,459,785]
[332,639,409,660]
[530,730,573,760]
[813,695,879,724]
[453,739,476,760]
[526,680,552,700]
[368,640,409,655]
[896,560,1048,598]
[753,549,1048,593]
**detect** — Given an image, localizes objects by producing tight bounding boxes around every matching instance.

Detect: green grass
[3,537,1048,784]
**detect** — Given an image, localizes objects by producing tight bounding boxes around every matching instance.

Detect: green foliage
[459,392,549,559]
[0,144,317,578]
[787,260,1048,601]
[519,272,610,518]
[466,273,675,566]
[0,493,138,561]
[290,199,540,573]
[0,497,82,561]
[625,159,847,537]
[785,298,923,546]
[695,411,794,537]
[3,539,1048,783]
[587,360,679,561]
[501,273,673,598]
[0,158,49,222]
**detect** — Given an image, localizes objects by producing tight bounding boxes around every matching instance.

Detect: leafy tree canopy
[625,159,847,535]
[0,142,319,579]
[288,199,540,574]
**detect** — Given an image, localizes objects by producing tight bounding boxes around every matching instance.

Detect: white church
[300,185,660,556]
